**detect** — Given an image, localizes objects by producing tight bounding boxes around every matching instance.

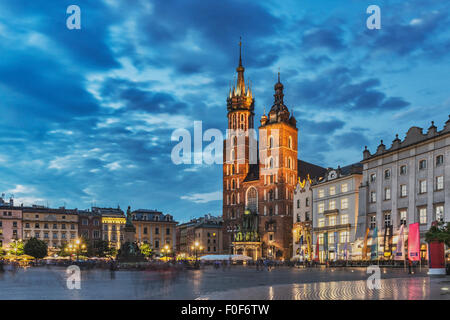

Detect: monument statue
[117,206,145,262]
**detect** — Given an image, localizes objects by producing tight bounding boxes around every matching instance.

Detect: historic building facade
[292,163,327,259]
[0,197,22,249]
[22,206,79,250]
[312,164,363,262]
[94,207,126,250]
[131,209,177,255]
[222,44,322,260]
[176,214,223,257]
[357,118,450,260]
[78,209,102,244]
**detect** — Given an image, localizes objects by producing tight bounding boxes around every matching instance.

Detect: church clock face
[328,170,337,180]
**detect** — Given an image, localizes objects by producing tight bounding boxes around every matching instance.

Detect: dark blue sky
[0,0,449,223]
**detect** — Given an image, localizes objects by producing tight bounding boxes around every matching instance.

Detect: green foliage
[139,243,153,258]
[8,240,25,255]
[425,221,450,247]
[91,240,117,257]
[24,237,48,259]
[0,247,6,256]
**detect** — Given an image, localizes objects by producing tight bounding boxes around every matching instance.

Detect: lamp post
[191,241,203,266]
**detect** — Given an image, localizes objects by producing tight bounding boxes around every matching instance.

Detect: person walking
[408,259,412,274]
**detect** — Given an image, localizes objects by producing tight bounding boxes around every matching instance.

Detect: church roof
[297,159,327,181]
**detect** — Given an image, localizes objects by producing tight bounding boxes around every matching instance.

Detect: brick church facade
[222,43,322,261]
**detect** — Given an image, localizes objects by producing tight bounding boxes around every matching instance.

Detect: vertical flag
[394,224,405,261]
[408,222,420,261]
[314,235,320,262]
[324,232,329,262]
[362,227,370,260]
[370,227,378,261]
[306,232,312,261]
[334,231,338,261]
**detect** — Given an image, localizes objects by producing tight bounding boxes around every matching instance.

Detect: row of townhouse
[294,116,450,262]
[0,199,178,255]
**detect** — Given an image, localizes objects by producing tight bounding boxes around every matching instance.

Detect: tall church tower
[258,73,298,260]
[222,40,255,253]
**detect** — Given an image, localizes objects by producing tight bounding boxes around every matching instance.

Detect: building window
[143,227,148,235]
[318,189,324,198]
[305,212,310,221]
[166,228,170,235]
[341,183,348,193]
[419,159,427,170]
[318,203,324,214]
[436,176,444,191]
[93,230,100,239]
[62,233,66,239]
[328,233,335,244]
[329,200,336,210]
[400,165,407,175]
[340,231,349,244]
[399,209,407,225]
[370,191,376,203]
[318,234,324,245]
[329,186,336,196]
[25,223,30,228]
[369,215,376,230]
[155,227,159,235]
[329,216,336,226]
[296,214,300,223]
[82,219,88,226]
[318,218,325,228]
[400,185,407,197]
[419,208,427,224]
[111,225,116,231]
[370,173,376,183]
[384,212,391,227]
[94,220,99,226]
[436,155,443,166]
[53,224,57,229]
[13,221,17,228]
[71,224,75,230]
[435,205,444,222]
[341,215,348,224]
[297,199,300,209]
[35,232,40,238]
[384,188,391,200]
[419,180,427,194]
[305,198,310,207]
[288,136,292,149]
[53,233,58,239]
[341,198,348,209]
[384,169,391,179]
[61,224,66,230]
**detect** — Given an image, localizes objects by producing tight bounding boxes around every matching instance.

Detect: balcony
[313,223,351,232]
[324,209,339,215]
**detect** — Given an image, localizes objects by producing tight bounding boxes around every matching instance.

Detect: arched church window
[246,187,258,213]
[268,157,274,169]
[288,157,291,169]
[288,136,292,149]
[269,136,274,148]
[232,194,236,205]
[232,179,236,190]
[233,136,237,147]
[230,149,235,161]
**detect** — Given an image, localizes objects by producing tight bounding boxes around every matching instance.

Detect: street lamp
[191,242,203,265]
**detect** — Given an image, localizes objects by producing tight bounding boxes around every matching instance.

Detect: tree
[425,221,450,246]
[8,240,24,255]
[24,237,48,259]
[140,243,153,259]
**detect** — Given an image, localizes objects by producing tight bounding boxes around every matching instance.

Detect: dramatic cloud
[0,0,448,222]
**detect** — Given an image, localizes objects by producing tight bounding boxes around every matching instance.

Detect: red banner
[428,241,445,269]
[408,223,420,261]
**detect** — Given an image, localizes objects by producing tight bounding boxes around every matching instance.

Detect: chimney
[10,197,14,207]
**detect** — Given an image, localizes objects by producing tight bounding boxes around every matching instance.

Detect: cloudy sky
[0,0,449,222]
